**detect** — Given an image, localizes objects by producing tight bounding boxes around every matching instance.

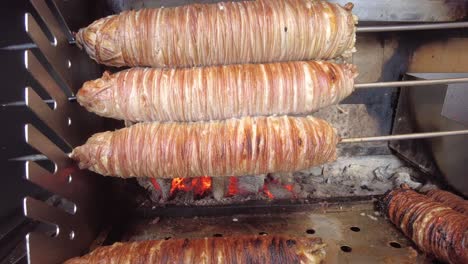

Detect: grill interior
[1,0,467,263]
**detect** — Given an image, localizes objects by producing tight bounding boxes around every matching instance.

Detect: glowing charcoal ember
[169,176,212,198]
[227,177,239,197]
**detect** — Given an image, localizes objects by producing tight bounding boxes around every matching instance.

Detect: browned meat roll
[71,116,339,178]
[381,187,468,264]
[77,61,357,122]
[64,235,326,264]
[76,0,357,68]
[426,189,468,215]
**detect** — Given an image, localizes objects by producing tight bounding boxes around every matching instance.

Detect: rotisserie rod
[341,130,468,143]
[426,189,468,215]
[357,21,468,33]
[71,115,339,179]
[77,61,357,122]
[75,0,356,68]
[64,235,326,264]
[11,76,465,108]
[381,187,468,264]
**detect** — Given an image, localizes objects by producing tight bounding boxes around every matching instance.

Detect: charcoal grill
[1,0,467,263]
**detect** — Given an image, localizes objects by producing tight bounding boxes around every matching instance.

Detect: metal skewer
[357,22,468,33]
[4,76,467,107]
[341,130,468,143]
[2,97,77,107]
[354,77,468,89]
[12,130,468,162]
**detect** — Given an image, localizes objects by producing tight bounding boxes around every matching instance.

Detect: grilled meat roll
[64,235,326,264]
[76,0,357,68]
[78,61,357,122]
[426,189,468,215]
[71,116,339,179]
[382,187,468,264]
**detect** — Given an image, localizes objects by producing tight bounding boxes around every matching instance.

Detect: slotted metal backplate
[23,0,103,263]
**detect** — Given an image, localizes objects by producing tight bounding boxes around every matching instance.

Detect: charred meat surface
[426,189,468,215]
[64,235,326,264]
[77,61,357,122]
[71,116,339,179]
[76,0,356,68]
[381,187,468,264]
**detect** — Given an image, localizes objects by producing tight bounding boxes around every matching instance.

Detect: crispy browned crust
[71,116,339,178]
[64,235,326,264]
[75,0,357,68]
[382,187,468,264]
[426,189,468,215]
[77,61,357,122]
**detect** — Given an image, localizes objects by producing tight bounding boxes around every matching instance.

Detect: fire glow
[263,184,275,199]
[169,176,212,197]
[149,175,298,201]
[227,177,239,197]
[262,180,297,199]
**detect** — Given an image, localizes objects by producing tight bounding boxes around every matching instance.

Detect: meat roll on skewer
[76,0,357,68]
[381,187,468,264]
[64,235,327,264]
[426,189,468,215]
[77,61,357,122]
[71,116,339,179]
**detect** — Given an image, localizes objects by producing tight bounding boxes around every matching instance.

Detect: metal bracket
[23,1,104,263]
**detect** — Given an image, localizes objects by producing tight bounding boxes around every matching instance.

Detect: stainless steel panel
[22,1,103,263]
[26,232,78,264]
[24,13,72,91]
[340,0,468,22]
[390,74,468,195]
[24,124,70,168]
[25,87,77,147]
[24,197,75,236]
[25,50,71,103]
[441,83,468,125]
[108,0,468,22]
[30,0,69,44]
[25,161,77,201]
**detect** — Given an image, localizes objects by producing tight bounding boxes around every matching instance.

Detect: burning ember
[150,178,161,191]
[145,174,298,202]
[262,177,297,199]
[227,177,239,197]
[263,184,275,199]
[169,176,212,198]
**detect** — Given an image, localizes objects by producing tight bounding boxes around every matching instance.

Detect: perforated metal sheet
[124,202,428,264]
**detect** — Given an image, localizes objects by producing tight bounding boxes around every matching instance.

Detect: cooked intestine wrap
[381,187,468,264]
[76,0,357,68]
[426,189,468,215]
[77,61,357,122]
[71,116,339,179]
[64,235,327,264]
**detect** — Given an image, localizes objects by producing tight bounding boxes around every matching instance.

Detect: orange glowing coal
[170,178,186,194]
[227,177,239,196]
[263,184,274,199]
[192,176,212,196]
[169,176,212,197]
[262,181,296,199]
